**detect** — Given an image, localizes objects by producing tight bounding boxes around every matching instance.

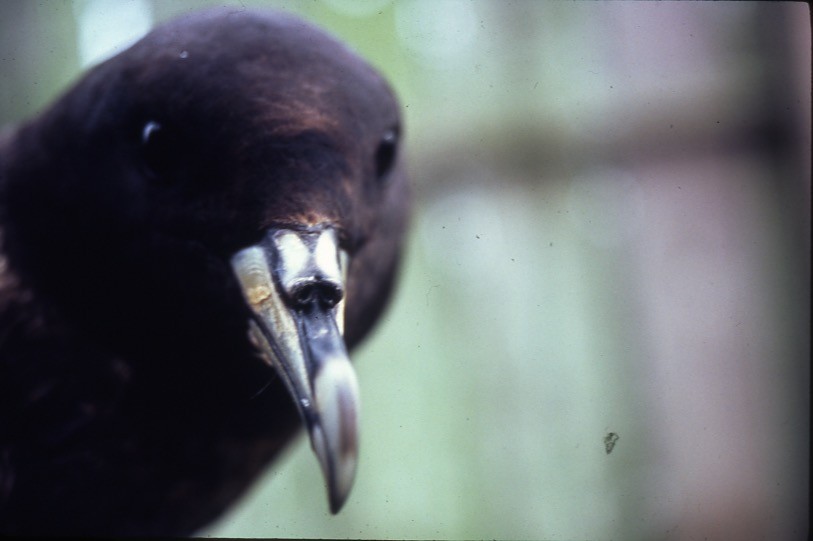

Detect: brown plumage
[0,9,408,536]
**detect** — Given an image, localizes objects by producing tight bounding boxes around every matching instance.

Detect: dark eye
[374,127,398,181]
[140,120,179,182]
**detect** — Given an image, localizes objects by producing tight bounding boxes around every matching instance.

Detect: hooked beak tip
[311,356,360,514]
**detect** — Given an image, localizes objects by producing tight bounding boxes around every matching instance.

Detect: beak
[230,225,359,513]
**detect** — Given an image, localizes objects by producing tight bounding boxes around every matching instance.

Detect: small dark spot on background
[604,432,619,454]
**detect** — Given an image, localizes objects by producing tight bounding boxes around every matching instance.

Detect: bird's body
[0,9,407,536]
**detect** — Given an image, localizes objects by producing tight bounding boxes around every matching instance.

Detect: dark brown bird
[0,8,408,536]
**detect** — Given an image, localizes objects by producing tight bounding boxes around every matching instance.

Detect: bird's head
[0,9,408,513]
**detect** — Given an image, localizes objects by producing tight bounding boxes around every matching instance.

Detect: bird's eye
[374,128,398,181]
[140,120,179,182]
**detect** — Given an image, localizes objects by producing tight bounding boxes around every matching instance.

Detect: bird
[0,8,408,536]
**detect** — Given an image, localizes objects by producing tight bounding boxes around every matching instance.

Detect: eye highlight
[374,128,398,181]
[142,121,161,144]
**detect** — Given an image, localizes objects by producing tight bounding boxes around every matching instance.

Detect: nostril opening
[291,281,343,309]
[293,284,316,306]
[320,284,343,308]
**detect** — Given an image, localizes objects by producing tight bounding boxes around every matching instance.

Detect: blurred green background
[1,1,809,539]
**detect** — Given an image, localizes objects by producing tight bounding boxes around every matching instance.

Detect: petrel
[0,9,408,536]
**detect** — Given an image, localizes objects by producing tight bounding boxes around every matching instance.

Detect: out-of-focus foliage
[1,2,808,539]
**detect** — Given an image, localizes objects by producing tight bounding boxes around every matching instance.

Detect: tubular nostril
[290,280,343,310]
